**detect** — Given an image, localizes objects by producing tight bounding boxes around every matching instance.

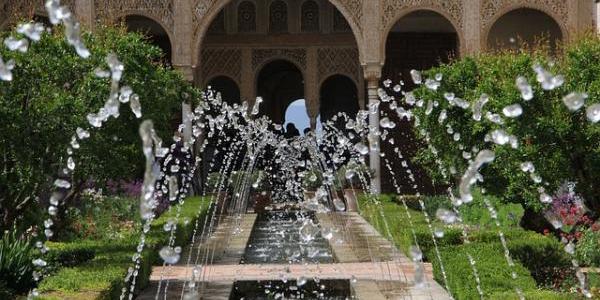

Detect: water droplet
[354,142,369,155]
[32,258,47,267]
[297,276,308,287]
[502,104,523,118]
[434,228,444,238]
[436,208,458,224]
[4,36,29,52]
[425,78,440,90]
[586,103,600,123]
[562,92,587,112]
[564,242,575,255]
[520,161,535,173]
[410,245,423,262]
[410,70,422,84]
[76,127,90,139]
[129,94,142,118]
[159,246,180,264]
[379,117,395,129]
[67,157,75,170]
[516,76,533,100]
[54,179,71,189]
[333,198,346,211]
[16,22,45,41]
[472,94,489,121]
[299,219,319,243]
[539,193,553,204]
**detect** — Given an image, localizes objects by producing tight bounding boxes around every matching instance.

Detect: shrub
[0,228,35,296]
[0,25,200,231]
[408,34,600,218]
[576,228,600,267]
[38,197,210,299]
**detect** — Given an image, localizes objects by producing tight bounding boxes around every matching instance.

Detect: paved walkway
[137,212,451,299]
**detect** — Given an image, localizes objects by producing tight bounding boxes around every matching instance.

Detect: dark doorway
[256,60,304,124]
[319,74,359,123]
[207,76,241,105]
[124,15,172,65]
[381,10,458,195]
[487,8,562,53]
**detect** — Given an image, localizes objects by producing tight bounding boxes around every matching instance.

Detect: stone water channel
[138,209,451,299]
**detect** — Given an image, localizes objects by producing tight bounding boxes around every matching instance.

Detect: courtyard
[0,0,599,299]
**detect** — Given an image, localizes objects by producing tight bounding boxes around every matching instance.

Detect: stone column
[363,63,382,194]
[173,0,194,81]
[240,48,254,104]
[306,47,319,130]
[462,0,481,55]
[74,0,94,30]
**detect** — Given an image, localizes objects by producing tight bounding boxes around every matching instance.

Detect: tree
[0,25,200,232]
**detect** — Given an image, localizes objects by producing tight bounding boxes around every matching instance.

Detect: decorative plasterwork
[94,0,174,31]
[317,47,359,84]
[201,48,242,83]
[251,48,307,71]
[480,0,568,30]
[334,0,362,33]
[382,0,463,30]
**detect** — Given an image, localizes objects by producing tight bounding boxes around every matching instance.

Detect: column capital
[362,62,382,83]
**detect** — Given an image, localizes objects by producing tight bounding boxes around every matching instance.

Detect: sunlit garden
[1,1,599,300]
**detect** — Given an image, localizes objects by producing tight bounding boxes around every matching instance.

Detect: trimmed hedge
[429,242,537,299]
[359,194,575,299]
[38,197,210,299]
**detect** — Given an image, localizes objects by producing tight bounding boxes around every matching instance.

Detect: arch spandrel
[380,4,465,61]
[481,1,569,49]
[192,0,365,66]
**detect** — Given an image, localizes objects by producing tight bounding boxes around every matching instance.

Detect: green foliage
[60,194,139,241]
[38,197,210,299]
[576,228,600,267]
[0,227,35,296]
[410,35,600,213]
[0,25,200,231]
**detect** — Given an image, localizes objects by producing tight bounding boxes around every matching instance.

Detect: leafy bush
[576,228,600,267]
[0,228,35,296]
[0,25,199,231]
[60,193,139,241]
[409,34,600,217]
